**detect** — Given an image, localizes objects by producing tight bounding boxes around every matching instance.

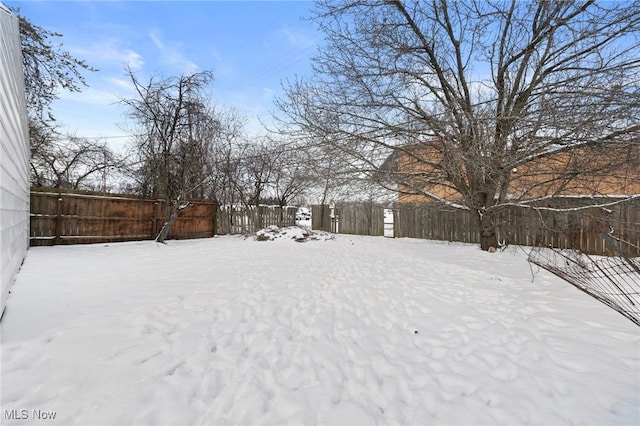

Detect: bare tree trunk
[155,199,190,243]
[318,176,331,232]
[475,210,499,251]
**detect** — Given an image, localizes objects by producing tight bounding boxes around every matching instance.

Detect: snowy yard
[1,232,638,425]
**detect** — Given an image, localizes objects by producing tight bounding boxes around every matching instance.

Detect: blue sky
[7,0,320,148]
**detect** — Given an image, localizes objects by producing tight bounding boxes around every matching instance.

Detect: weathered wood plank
[30,189,218,246]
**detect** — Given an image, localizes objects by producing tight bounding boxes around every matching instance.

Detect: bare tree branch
[274,0,640,250]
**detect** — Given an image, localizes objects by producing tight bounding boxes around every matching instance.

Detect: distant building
[386,140,640,204]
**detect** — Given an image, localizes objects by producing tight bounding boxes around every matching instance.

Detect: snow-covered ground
[1,232,638,425]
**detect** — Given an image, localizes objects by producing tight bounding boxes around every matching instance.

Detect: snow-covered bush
[255,226,334,242]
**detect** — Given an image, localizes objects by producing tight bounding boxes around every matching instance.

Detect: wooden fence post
[393,207,399,238]
[212,204,217,237]
[152,201,159,238]
[55,195,63,245]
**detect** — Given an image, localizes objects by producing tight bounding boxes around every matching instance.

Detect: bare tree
[261,139,310,224]
[238,141,281,229]
[207,109,251,208]
[275,0,640,250]
[122,68,218,242]
[10,6,97,142]
[269,90,380,208]
[30,133,121,191]
[122,69,255,241]
[11,6,105,192]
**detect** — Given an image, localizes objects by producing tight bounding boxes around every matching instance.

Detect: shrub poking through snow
[255,226,334,242]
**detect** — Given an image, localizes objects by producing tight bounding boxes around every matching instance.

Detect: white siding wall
[0,4,30,317]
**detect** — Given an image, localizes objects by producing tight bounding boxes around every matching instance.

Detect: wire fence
[529,235,640,326]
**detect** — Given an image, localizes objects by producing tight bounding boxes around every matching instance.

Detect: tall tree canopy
[275,0,640,250]
[10,6,96,129]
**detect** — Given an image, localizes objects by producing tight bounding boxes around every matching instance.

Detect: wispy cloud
[122,50,144,72]
[71,38,144,71]
[56,74,137,110]
[149,30,199,73]
[105,76,135,92]
[57,86,120,106]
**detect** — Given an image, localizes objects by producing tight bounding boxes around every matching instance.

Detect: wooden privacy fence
[30,189,217,246]
[312,203,384,236]
[312,199,640,256]
[216,205,297,235]
[312,205,335,233]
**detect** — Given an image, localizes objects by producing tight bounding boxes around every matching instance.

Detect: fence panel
[335,203,384,236]
[392,200,639,256]
[30,189,217,246]
[166,200,217,240]
[321,199,639,256]
[312,205,332,232]
[216,205,297,235]
[258,205,297,229]
[394,204,481,243]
